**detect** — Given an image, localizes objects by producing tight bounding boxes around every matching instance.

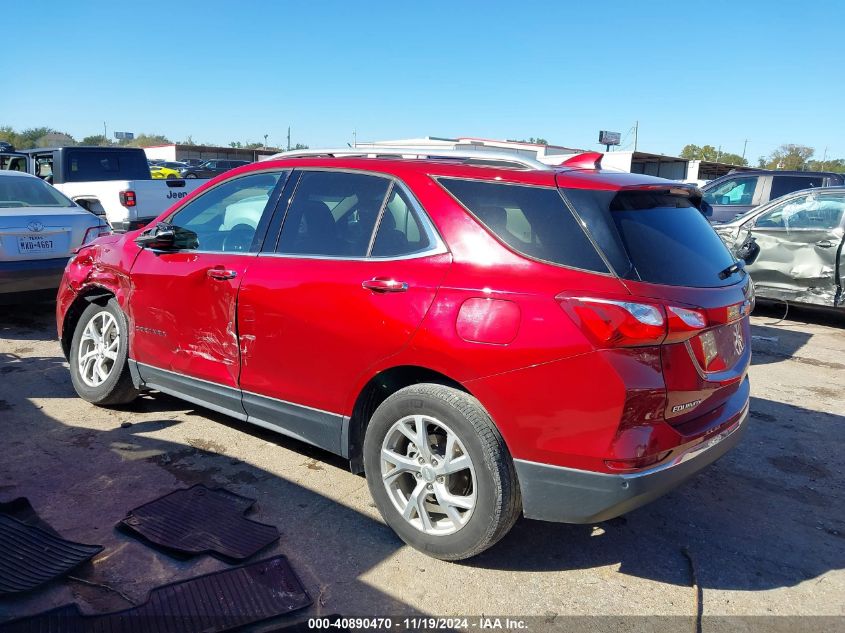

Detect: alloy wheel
[380,414,477,536]
[77,311,120,388]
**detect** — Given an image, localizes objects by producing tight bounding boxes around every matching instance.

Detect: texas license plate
[17,235,56,254]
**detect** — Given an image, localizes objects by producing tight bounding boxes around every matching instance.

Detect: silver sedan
[0,171,111,303]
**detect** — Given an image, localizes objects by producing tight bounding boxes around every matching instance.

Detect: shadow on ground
[1,303,844,622]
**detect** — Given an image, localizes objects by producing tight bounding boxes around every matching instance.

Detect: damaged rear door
[745,191,845,307]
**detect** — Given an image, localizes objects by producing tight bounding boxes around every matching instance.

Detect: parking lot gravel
[0,301,843,629]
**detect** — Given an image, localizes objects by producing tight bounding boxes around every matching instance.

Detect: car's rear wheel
[363,384,521,560]
[185,173,197,178]
[69,299,139,406]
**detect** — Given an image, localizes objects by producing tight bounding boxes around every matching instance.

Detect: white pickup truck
[0,146,205,231]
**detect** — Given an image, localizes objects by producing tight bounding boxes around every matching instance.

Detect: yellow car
[150,165,182,179]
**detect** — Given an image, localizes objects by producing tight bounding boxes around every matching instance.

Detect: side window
[439,178,608,272]
[703,176,759,206]
[755,194,845,230]
[168,171,284,252]
[35,155,54,181]
[770,175,823,200]
[277,171,390,257]
[371,186,432,257]
[206,161,218,169]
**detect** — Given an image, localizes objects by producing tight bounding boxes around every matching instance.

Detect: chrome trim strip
[513,406,747,481]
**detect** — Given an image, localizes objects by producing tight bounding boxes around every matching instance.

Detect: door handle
[815,240,834,248]
[362,278,408,293]
[207,268,238,280]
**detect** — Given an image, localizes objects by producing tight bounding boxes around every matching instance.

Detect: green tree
[716,153,748,166]
[229,141,243,148]
[808,158,845,173]
[290,143,308,150]
[762,144,814,170]
[14,127,56,149]
[81,134,112,146]
[517,137,548,145]
[120,133,172,148]
[679,144,702,159]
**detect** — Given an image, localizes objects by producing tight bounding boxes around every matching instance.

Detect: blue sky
[3,1,844,161]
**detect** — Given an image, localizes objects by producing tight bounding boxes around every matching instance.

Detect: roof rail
[267,147,552,171]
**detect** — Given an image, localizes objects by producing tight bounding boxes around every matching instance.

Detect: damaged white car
[715,187,845,308]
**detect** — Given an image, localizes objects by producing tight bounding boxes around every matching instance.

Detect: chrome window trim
[268,167,448,262]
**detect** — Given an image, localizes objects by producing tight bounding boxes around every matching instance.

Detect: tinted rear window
[438,178,608,272]
[770,175,824,199]
[64,150,151,182]
[563,188,739,288]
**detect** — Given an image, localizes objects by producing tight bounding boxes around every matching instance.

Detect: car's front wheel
[69,299,139,406]
[363,384,521,560]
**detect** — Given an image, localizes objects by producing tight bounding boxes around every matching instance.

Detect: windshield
[562,188,740,288]
[0,175,75,208]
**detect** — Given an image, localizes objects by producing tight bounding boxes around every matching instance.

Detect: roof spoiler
[558,152,604,170]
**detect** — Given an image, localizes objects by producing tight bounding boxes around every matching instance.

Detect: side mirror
[135,222,179,250]
[736,235,760,265]
[700,200,713,217]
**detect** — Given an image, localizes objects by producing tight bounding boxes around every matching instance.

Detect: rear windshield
[562,188,739,288]
[0,175,74,208]
[64,150,151,182]
[438,178,608,273]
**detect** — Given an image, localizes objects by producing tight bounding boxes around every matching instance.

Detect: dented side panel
[746,226,844,307]
[128,249,253,389]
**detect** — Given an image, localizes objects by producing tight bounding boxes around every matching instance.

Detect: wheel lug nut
[418,457,425,464]
[437,476,444,483]
[426,484,433,490]
[415,472,421,479]
[431,459,439,466]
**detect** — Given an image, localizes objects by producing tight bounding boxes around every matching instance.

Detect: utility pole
[263,134,268,149]
[353,130,357,148]
[717,145,722,161]
[633,121,638,152]
[822,146,828,169]
[742,139,749,160]
[103,122,107,141]
[286,127,291,152]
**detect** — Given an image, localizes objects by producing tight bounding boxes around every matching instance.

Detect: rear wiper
[718,261,743,280]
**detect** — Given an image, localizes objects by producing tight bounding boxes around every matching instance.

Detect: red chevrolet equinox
[57,151,752,560]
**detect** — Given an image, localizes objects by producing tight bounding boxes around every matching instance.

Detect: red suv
[57,150,752,560]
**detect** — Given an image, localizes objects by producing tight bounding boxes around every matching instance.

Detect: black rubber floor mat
[118,485,279,562]
[0,556,311,633]
[0,513,103,596]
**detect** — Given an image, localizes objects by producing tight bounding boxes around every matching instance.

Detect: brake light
[119,190,136,207]
[81,225,112,246]
[558,295,708,348]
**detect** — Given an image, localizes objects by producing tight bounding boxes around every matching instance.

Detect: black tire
[69,299,139,406]
[184,173,197,178]
[363,384,521,560]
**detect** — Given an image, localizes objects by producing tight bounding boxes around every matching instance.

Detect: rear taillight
[558,295,707,348]
[81,225,112,246]
[119,190,136,207]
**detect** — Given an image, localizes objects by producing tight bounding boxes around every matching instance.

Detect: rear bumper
[515,403,748,523]
[0,258,69,301]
